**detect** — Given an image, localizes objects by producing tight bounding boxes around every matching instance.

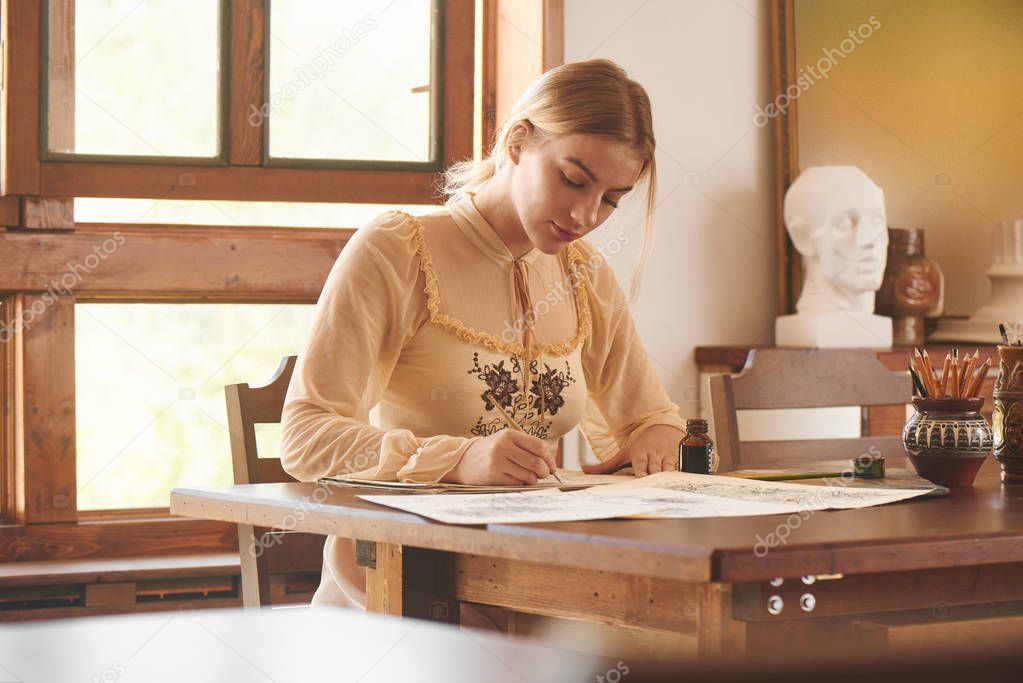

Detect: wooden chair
[707,348,910,473]
[226,355,566,609]
[225,355,323,607]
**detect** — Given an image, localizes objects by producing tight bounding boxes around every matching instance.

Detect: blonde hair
[439,58,657,302]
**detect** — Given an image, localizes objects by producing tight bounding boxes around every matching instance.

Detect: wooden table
[170,471,1023,659]
[0,604,604,682]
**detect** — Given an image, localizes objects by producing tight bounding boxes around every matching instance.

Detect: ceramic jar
[993,345,1023,484]
[876,227,944,346]
[902,396,993,486]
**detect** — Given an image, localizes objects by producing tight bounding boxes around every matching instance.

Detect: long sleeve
[574,240,685,462]
[280,211,479,483]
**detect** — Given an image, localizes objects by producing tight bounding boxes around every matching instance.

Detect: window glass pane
[73,198,444,227]
[75,303,315,510]
[48,0,220,157]
[267,0,434,162]
[254,423,283,461]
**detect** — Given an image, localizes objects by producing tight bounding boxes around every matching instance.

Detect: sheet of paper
[357,471,938,525]
[584,471,937,518]
[360,488,639,524]
[321,468,626,494]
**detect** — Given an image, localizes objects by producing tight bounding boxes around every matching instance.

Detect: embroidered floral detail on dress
[466,352,576,440]
[529,360,574,416]
[478,358,519,409]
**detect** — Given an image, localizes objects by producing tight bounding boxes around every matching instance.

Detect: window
[75,303,315,510]
[36,0,471,203]
[267,0,436,163]
[1,0,478,560]
[46,0,222,158]
[0,0,558,564]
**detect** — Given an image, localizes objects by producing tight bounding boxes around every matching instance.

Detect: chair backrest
[226,355,298,486]
[225,355,323,607]
[708,348,910,472]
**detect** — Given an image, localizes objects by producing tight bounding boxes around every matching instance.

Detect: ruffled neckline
[394,204,592,358]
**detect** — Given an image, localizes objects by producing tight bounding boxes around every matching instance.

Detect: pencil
[939,353,951,396]
[914,349,935,396]
[951,357,960,398]
[483,391,562,483]
[916,351,932,394]
[910,355,930,397]
[966,356,992,398]
[921,350,939,396]
[961,351,977,397]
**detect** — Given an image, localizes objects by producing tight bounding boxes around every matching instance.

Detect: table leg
[365,542,460,625]
[697,583,747,659]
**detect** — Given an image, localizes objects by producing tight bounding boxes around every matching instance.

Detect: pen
[483,391,563,483]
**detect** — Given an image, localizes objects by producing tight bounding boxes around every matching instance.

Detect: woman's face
[510,129,645,254]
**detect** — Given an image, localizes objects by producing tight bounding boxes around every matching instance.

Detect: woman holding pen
[280,58,687,611]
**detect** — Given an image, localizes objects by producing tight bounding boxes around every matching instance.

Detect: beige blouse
[280,193,685,609]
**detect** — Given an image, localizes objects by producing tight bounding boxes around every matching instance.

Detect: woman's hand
[444,430,557,485]
[581,424,683,477]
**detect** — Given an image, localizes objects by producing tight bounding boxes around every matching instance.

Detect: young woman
[281,58,686,609]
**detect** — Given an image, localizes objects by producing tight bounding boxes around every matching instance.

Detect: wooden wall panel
[441,0,476,167]
[489,0,562,142]
[18,198,74,231]
[19,296,76,523]
[494,0,544,130]
[479,0,498,156]
[0,225,352,302]
[0,296,24,524]
[0,197,21,227]
[0,518,237,562]
[1,0,42,194]
[40,163,446,203]
[542,0,564,71]
[46,0,76,155]
[228,0,266,165]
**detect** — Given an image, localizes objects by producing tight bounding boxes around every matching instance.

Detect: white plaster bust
[775,165,893,348]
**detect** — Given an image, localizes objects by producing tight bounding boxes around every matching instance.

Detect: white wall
[561,0,778,463]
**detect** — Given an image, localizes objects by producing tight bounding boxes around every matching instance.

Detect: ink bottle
[679,419,716,474]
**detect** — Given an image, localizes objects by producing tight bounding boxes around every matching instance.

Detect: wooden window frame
[0,0,563,563]
[13,0,475,203]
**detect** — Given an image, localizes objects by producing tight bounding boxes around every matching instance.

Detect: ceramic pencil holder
[902,396,993,487]
[994,345,1023,484]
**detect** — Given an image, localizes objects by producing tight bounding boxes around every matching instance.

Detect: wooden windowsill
[0,553,243,588]
[76,507,179,523]
[0,551,321,621]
